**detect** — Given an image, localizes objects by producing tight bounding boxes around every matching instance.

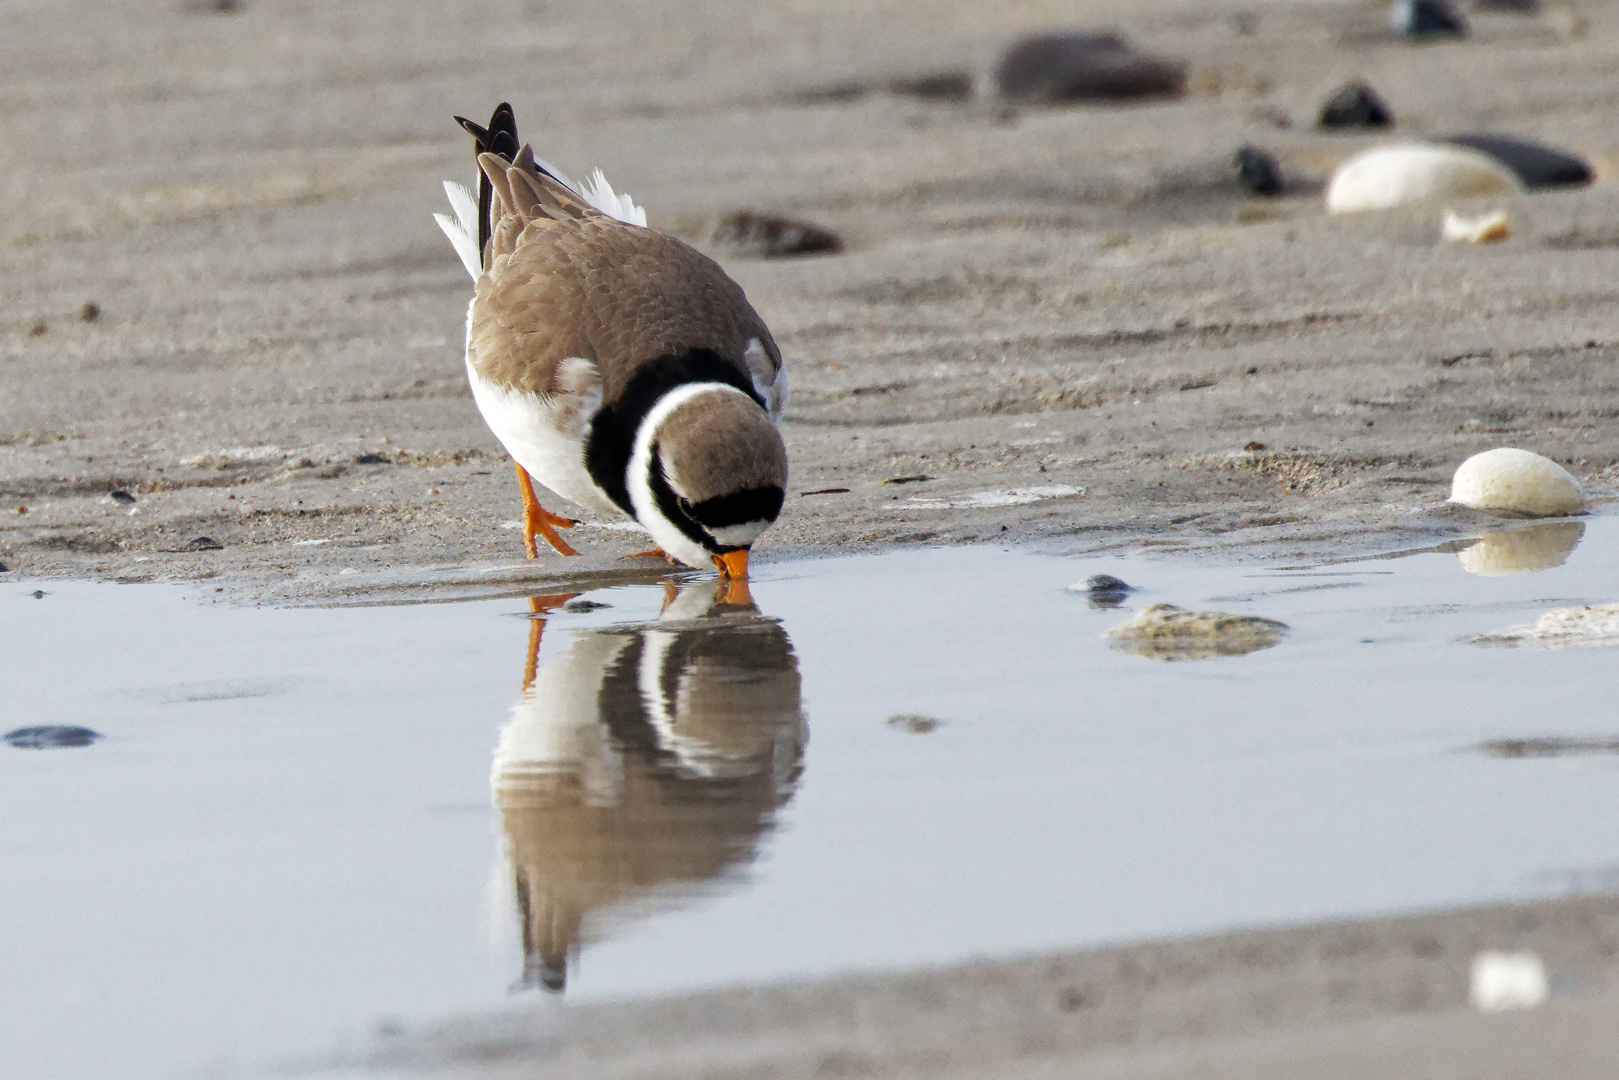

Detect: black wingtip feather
[453,103,521,272]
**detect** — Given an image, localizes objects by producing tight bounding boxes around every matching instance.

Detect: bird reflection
[492,578,805,992]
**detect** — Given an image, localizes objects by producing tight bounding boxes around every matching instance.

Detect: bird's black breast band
[584,348,766,518]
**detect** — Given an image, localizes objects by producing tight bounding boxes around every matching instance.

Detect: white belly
[465,356,623,518]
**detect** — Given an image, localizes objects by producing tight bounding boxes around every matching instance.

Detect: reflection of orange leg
[621,547,673,562]
[515,464,579,558]
[522,592,579,690]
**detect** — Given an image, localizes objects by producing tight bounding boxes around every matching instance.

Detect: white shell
[1448,448,1583,517]
[1469,952,1548,1012]
[1441,208,1511,244]
[1326,144,1522,214]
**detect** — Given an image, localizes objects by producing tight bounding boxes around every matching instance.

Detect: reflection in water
[492,580,805,992]
[1457,521,1584,576]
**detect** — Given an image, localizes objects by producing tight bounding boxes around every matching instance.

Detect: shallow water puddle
[5,518,1619,1079]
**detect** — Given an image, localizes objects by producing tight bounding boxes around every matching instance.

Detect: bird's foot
[515,463,579,558]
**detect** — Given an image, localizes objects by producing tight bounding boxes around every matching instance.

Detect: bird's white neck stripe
[625,382,752,568]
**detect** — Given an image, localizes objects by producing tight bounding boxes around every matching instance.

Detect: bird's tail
[435,103,648,280]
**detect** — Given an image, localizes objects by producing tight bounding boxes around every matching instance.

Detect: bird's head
[627,385,787,578]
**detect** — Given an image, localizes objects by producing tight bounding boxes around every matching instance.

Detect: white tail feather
[579,168,647,227]
[434,164,647,282]
[435,180,482,279]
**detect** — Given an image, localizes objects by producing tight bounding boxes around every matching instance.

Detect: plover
[435,103,789,578]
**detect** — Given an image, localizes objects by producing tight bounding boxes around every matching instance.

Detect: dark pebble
[353,452,391,465]
[6,725,102,749]
[186,536,224,551]
[1085,574,1135,609]
[886,71,975,101]
[1319,83,1393,129]
[992,32,1185,102]
[880,474,933,485]
[79,301,100,323]
[887,713,942,734]
[1473,0,1538,10]
[32,589,45,599]
[712,212,841,258]
[1244,440,1267,451]
[562,600,612,613]
[1234,146,1283,195]
[109,490,137,504]
[28,320,47,336]
[1440,133,1591,190]
[1390,0,1467,37]
[0,560,7,572]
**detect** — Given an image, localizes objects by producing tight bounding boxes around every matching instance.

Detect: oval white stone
[1326,144,1522,214]
[1449,448,1583,517]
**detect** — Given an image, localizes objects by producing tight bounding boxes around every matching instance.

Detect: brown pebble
[1244,441,1266,452]
[992,32,1186,102]
[28,320,46,337]
[711,212,842,258]
[79,301,100,322]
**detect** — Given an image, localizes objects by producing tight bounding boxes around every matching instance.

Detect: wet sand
[4,0,1619,600]
[354,893,1619,1080]
[6,0,1619,1072]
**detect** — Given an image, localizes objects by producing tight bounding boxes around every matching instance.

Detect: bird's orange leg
[522,592,580,690]
[514,463,579,558]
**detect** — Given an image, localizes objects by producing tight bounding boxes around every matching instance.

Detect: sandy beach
[4,0,1618,600]
[5,0,1619,1073]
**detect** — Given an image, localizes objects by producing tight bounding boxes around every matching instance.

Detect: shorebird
[434,103,789,578]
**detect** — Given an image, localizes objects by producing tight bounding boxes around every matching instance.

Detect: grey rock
[992,32,1185,103]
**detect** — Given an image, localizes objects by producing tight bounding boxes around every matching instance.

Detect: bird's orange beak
[713,548,749,579]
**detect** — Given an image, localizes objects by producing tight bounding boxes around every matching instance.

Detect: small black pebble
[562,600,612,613]
[109,490,136,504]
[1319,83,1393,129]
[1086,574,1134,593]
[1234,146,1283,195]
[1390,0,1467,37]
[79,301,100,322]
[32,589,46,599]
[353,452,390,465]
[6,725,101,749]
[1085,574,1134,609]
[0,560,7,572]
[1440,134,1592,190]
[186,536,223,551]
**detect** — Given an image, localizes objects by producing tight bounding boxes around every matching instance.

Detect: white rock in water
[1457,522,1583,576]
[1474,603,1619,648]
[1449,448,1584,516]
[1326,144,1522,214]
[1470,951,1548,1012]
[1106,603,1286,660]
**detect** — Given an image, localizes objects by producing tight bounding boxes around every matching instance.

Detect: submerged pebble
[1449,448,1583,517]
[1390,0,1468,37]
[1235,146,1283,195]
[1441,208,1511,244]
[1326,144,1520,214]
[1074,574,1135,609]
[711,212,841,258]
[1106,603,1286,660]
[1457,522,1583,576]
[1318,83,1393,129]
[5,725,102,749]
[887,714,942,734]
[1479,735,1619,758]
[991,32,1185,102]
[1473,603,1619,648]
